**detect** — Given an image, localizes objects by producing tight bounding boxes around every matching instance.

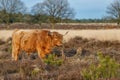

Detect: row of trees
[0,0,74,24]
[0,0,120,24]
[0,0,26,23]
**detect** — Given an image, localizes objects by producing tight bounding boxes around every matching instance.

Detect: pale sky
[21,0,114,19]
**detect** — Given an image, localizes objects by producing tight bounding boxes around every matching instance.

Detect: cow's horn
[63,31,69,36]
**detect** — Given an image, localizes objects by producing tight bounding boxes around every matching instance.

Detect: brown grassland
[0,23,120,80]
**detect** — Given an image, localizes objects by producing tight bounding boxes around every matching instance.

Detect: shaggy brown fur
[12,29,63,61]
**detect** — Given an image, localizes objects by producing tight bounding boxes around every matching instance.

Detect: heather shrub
[44,54,63,66]
[81,52,120,80]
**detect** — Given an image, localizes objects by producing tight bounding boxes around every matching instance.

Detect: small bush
[81,52,120,80]
[44,54,63,66]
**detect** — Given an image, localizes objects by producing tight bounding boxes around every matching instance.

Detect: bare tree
[32,0,74,28]
[43,0,74,19]
[0,0,27,23]
[0,0,26,13]
[32,3,45,15]
[106,0,120,24]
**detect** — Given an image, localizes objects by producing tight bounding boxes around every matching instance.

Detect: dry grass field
[1,29,120,42]
[0,24,120,80]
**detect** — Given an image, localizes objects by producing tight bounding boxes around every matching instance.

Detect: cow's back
[12,29,24,49]
[20,30,38,52]
[12,30,37,52]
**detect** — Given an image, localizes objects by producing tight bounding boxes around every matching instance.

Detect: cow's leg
[12,47,15,60]
[37,50,46,69]
[14,50,19,61]
[12,46,20,61]
[37,50,46,60]
[27,52,31,60]
[40,53,46,59]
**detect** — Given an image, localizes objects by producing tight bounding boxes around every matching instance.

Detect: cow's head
[51,32,63,47]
